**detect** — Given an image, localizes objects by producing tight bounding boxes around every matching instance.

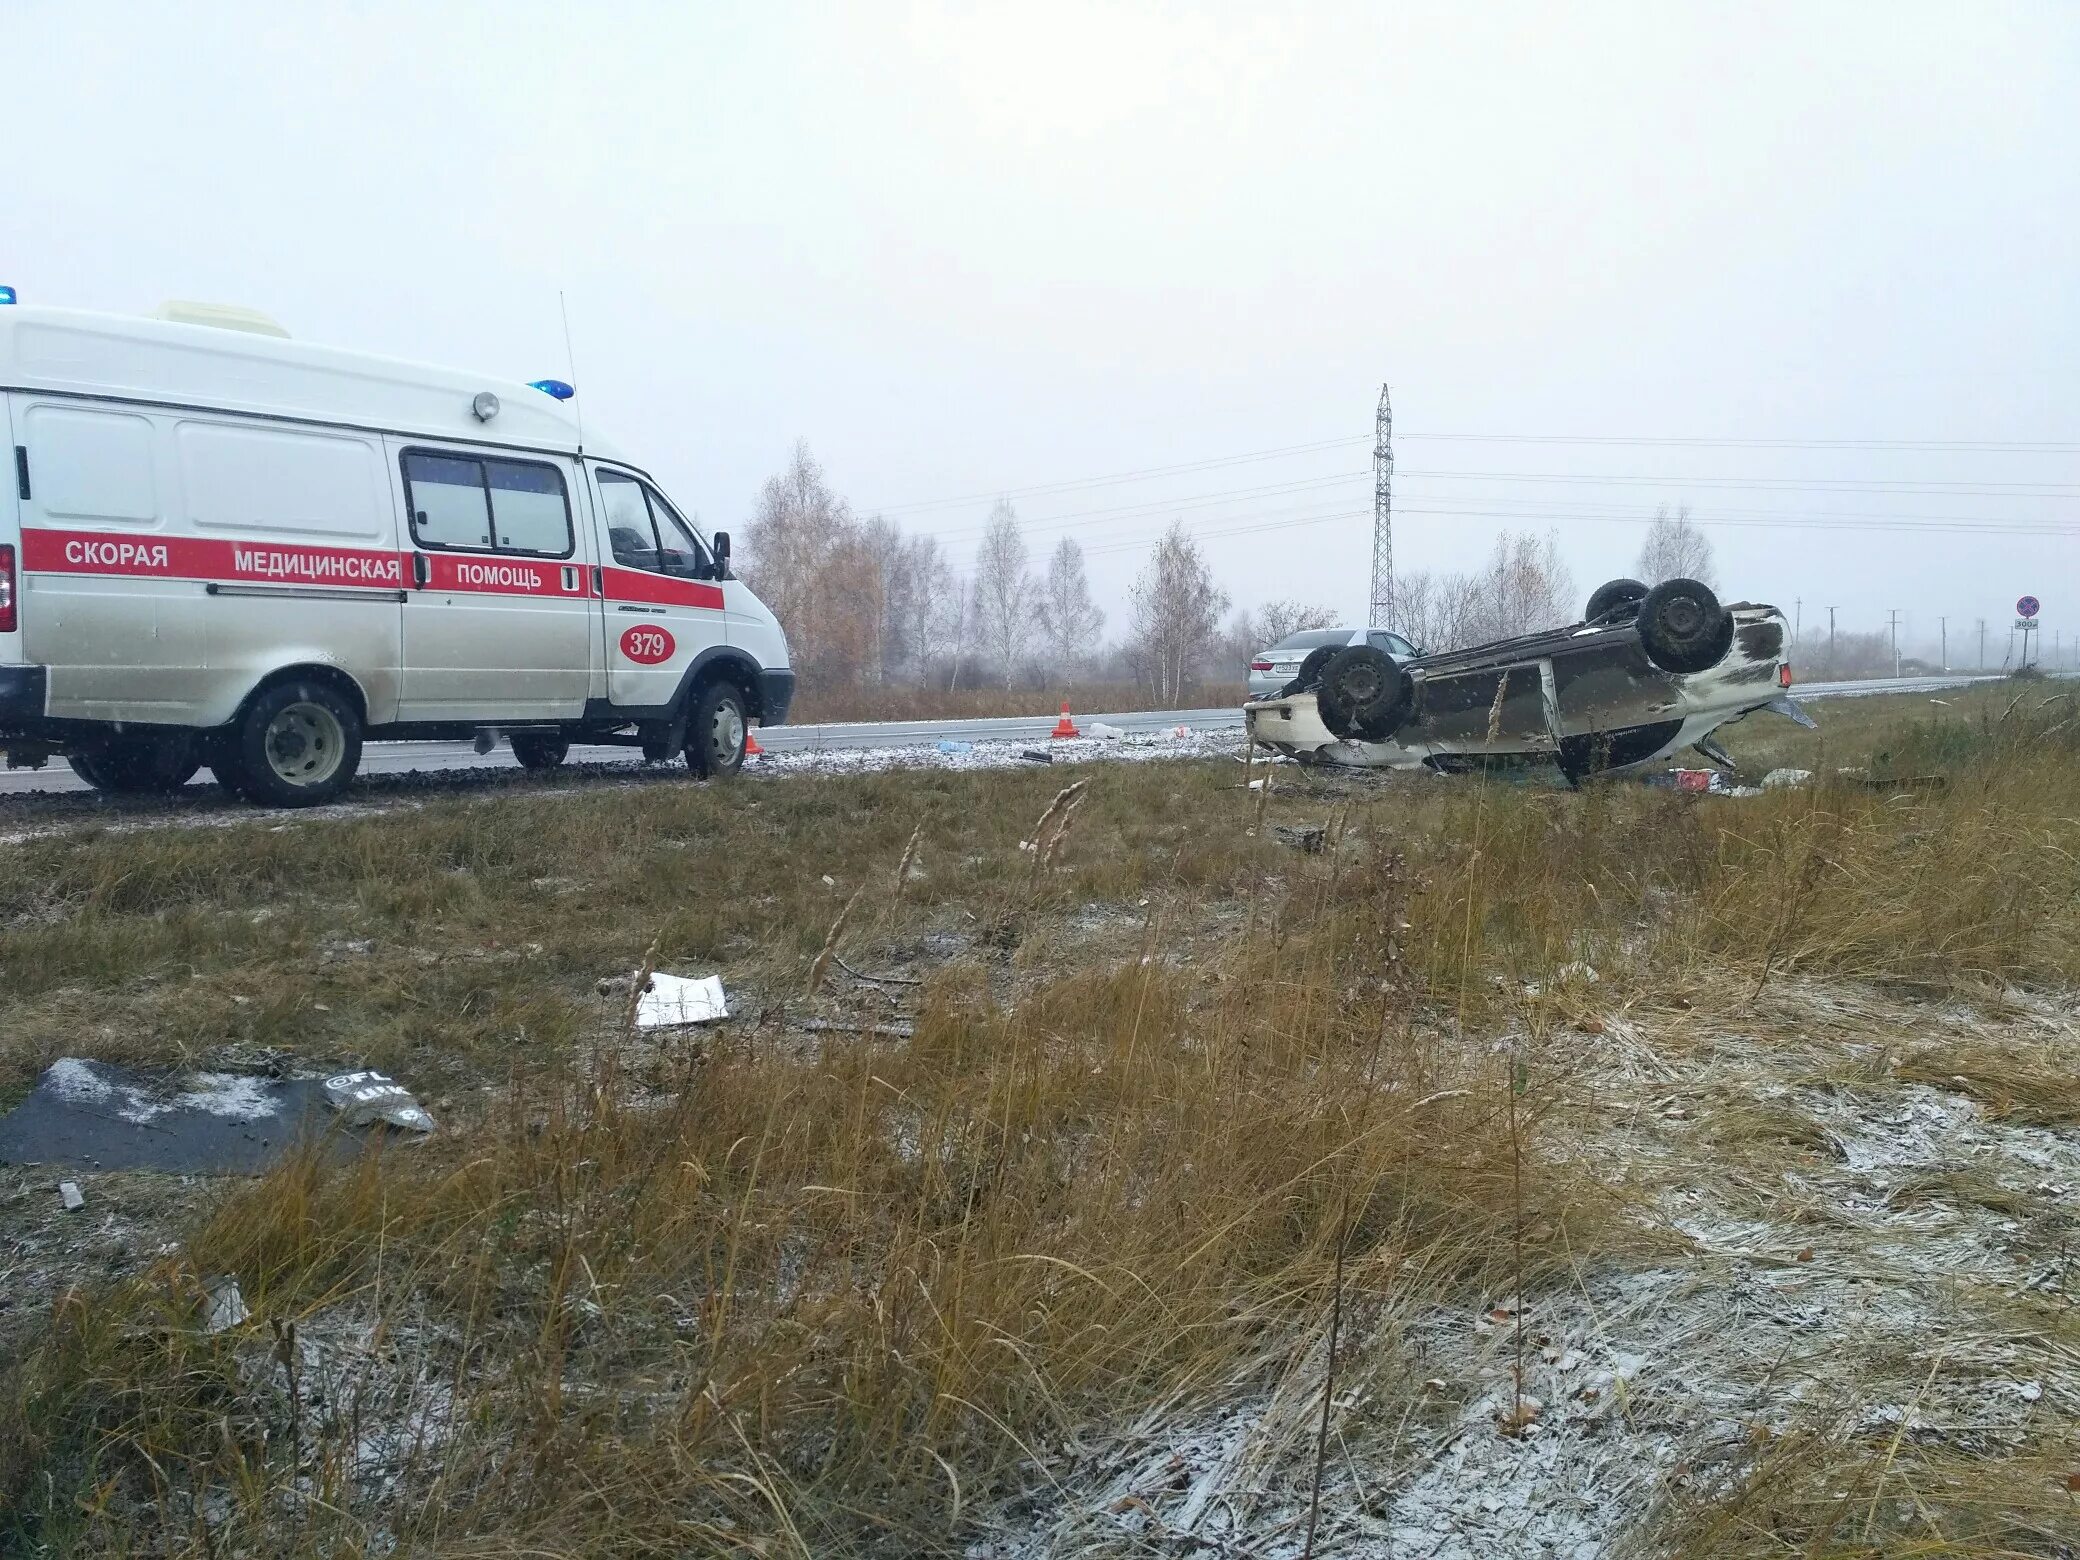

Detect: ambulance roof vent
[153,300,291,338]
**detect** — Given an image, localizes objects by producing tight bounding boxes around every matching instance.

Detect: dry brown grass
[3,688,2079,1555]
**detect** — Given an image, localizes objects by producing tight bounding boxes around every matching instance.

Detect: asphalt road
[0,676,2054,798]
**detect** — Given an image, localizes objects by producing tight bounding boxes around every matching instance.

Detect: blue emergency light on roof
[0,286,16,305]
[528,379,575,401]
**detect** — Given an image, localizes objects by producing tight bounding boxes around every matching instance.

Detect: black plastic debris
[322,1070,437,1132]
[1020,749,1054,763]
[0,1058,412,1176]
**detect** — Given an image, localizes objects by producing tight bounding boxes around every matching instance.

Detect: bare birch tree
[1033,537,1104,673]
[740,441,872,689]
[1394,533,1577,652]
[861,519,959,684]
[1223,600,1338,674]
[1128,521,1229,703]
[973,500,1036,687]
[1635,506,1717,589]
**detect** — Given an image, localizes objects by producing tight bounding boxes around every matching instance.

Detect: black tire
[1637,578,1735,674]
[1278,644,1342,698]
[1317,645,1413,741]
[65,734,202,795]
[511,732,570,771]
[218,679,364,808]
[1585,577,1649,622]
[684,680,748,780]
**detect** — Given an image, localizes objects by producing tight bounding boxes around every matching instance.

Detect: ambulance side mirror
[712,531,732,580]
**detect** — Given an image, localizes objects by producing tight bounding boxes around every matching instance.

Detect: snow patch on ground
[44,1057,283,1124]
[749,729,1245,780]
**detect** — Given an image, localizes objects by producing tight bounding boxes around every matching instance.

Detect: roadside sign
[2017,594,2040,619]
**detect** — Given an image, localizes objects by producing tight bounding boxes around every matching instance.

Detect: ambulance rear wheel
[225,679,364,808]
[67,734,202,795]
[684,681,748,780]
[511,733,570,770]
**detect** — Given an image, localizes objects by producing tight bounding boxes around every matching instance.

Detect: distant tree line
[739,443,1232,697]
[744,444,1829,695]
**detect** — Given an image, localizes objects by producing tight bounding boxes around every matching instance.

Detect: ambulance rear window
[402,450,573,559]
[486,461,571,555]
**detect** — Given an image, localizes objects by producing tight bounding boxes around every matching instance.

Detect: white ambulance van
[0,298,793,806]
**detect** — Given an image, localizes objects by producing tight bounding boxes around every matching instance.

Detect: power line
[1398,433,2080,453]
[866,435,1365,516]
[1393,469,2079,497]
[897,465,2080,548]
[915,472,2080,551]
[978,489,2080,557]
[1069,499,2080,562]
[863,428,2080,514]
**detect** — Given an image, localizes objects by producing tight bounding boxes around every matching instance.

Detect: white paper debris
[58,1180,84,1211]
[322,1071,437,1134]
[204,1276,249,1333]
[1762,767,1815,789]
[635,971,730,1029]
[1086,721,1126,740]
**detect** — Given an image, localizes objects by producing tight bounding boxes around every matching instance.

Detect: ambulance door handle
[592,566,604,597]
[412,553,429,588]
[13,446,28,502]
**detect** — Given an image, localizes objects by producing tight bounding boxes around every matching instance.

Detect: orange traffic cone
[745,727,764,757]
[1050,700,1081,739]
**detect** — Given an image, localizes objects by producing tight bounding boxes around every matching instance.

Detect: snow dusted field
[969,972,2080,1557]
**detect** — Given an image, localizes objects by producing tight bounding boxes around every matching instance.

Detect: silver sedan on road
[1248,627,1420,701]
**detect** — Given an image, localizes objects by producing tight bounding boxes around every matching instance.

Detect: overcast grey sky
[11,1,2077,659]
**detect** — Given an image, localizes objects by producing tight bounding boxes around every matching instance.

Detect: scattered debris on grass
[321,1070,438,1134]
[630,971,730,1028]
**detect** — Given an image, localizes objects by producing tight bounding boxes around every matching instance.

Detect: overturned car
[1244,577,1811,780]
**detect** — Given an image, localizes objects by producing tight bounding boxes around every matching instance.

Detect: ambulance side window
[402,451,574,558]
[646,490,714,580]
[597,470,659,571]
[486,460,573,555]
[403,454,490,549]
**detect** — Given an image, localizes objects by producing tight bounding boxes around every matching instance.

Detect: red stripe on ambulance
[602,566,724,612]
[423,554,589,598]
[21,528,405,588]
[24,528,720,610]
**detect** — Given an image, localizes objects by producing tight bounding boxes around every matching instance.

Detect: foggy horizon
[11,1,2075,657]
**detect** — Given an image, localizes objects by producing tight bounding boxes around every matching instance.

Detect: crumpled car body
[1245,599,1806,778]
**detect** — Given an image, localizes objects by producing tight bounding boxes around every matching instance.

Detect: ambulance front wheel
[222,679,365,808]
[684,681,748,780]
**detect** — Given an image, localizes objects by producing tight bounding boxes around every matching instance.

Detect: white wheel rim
[266,702,346,787]
[710,703,744,762]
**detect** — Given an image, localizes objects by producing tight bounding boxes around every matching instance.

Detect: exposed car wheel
[684,681,748,780]
[1317,646,1414,741]
[511,732,570,771]
[66,734,202,795]
[1278,645,1341,698]
[1637,578,1735,674]
[1585,577,1649,622]
[219,679,364,808]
